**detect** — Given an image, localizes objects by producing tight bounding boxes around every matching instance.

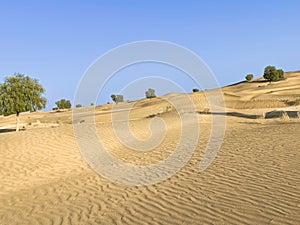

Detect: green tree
[111,94,124,103]
[145,88,156,99]
[111,94,116,103]
[192,88,199,92]
[55,99,71,109]
[0,73,46,131]
[245,74,254,81]
[277,69,284,79]
[76,103,82,108]
[263,65,279,83]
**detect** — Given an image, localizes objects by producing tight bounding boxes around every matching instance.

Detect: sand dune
[0,72,300,224]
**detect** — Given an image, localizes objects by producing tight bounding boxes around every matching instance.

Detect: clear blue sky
[1,0,299,110]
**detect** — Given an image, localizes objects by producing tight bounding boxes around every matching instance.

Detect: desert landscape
[0,71,299,224]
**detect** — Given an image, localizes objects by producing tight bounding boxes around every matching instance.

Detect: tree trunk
[16,112,20,132]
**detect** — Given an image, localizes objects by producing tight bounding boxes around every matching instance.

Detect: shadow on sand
[265,111,299,119]
[197,111,257,119]
[0,128,16,133]
[198,110,299,120]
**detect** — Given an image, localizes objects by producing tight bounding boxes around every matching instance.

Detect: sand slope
[0,72,300,224]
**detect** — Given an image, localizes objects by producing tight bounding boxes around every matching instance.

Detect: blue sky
[1,0,300,109]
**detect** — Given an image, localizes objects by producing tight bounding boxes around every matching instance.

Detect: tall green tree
[55,99,71,109]
[0,73,47,131]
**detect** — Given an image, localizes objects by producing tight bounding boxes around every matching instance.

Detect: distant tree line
[0,65,288,132]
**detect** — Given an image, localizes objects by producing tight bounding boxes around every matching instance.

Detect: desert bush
[245,74,253,81]
[285,98,300,106]
[55,99,71,109]
[166,105,172,112]
[145,88,156,99]
[192,88,199,92]
[76,104,82,108]
[111,94,124,103]
[277,69,284,79]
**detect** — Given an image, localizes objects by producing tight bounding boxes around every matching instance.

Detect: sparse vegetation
[145,88,156,99]
[263,66,285,83]
[280,111,290,122]
[111,94,124,103]
[0,73,47,131]
[255,111,266,123]
[192,88,199,92]
[76,104,82,108]
[277,69,284,79]
[245,74,253,81]
[297,112,300,122]
[284,98,300,106]
[55,99,71,109]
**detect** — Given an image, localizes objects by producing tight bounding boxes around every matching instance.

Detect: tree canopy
[0,73,46,116]
[55,99,71,109]
[0,73,46,131]
[145,88,156,99]
[277,69,284,79]
[263,66,284,83]
[111,94,124,103]
[245,74,254,81]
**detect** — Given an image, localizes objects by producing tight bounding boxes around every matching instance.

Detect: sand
[0,72,300,224]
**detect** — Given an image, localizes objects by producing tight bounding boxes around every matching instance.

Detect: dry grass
[296,111,300,122]
[255,110,266,123]
[280,111,290,122]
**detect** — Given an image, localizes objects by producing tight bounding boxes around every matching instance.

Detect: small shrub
[145,88,156,99]
[192,88,199,92]
[111,94,124,103]
[245,74,254,81]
